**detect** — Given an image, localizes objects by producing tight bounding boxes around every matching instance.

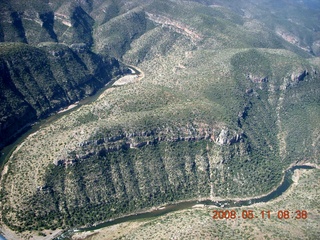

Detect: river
[53,165,315,240]
[0,68,316,240]
[0,65,143,169]
[0,69,141,240]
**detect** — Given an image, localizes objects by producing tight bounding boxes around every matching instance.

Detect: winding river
[0,66,142,169]
[54,165,315,240]
[0,68,317,240]
[0,70,136,240]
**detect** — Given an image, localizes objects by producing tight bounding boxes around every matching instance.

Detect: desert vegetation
[0,0,319,237]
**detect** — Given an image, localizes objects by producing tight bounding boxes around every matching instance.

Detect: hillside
[73,168,320,240]
[0,0,319,237]
[0,42,123,148]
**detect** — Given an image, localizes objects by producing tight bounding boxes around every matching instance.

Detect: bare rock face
[216,129,229,145]
[53,125,244,166]
[247,73,268,83]
[291,69,308,82]
[216,129,243,145]
[1,0,320,234]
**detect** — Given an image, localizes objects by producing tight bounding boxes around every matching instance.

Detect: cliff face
[0,0,320,235]
[24,139,250,230]
[0,42,122,148]
[0,1,94,46]
[2,46,319,231]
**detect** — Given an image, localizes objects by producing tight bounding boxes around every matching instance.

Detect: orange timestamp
[212,210,307,220]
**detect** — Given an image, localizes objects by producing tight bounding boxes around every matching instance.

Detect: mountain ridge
[0,42,123,148]
[0,0,319,237]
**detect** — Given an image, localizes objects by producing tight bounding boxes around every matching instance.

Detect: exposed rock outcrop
[146,12,202,42]
[291,69,308,82]
[216,129,243,145]
[247,73,268,83]
[54,126,244,166]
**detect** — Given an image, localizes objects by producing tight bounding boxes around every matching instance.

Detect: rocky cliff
[0,42,122,148]
[0,0,319,236]
[1,47,319,232]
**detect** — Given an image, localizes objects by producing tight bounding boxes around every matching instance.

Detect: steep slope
[0,0,94,46]
[0,0,319,236]
[0,0,319,58]
[1,47,319,231]
[74,168,320,240]
[0,42,122,148]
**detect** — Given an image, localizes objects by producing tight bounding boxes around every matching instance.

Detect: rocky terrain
[0,0,319,237]
[72,168,320,240]
[0,42,123,148]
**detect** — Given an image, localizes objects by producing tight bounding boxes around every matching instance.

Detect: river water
[0,74,120,169]
[0,75,122,240]
[0,66,145,168]
[0,70,316,240]
[0,70,144,239]
[54,165,314,240]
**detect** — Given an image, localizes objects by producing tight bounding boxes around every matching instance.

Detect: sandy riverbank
[57,103,78,114]
[0,224,63,240]
[69,163,318,239]
[112,66,145,86]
